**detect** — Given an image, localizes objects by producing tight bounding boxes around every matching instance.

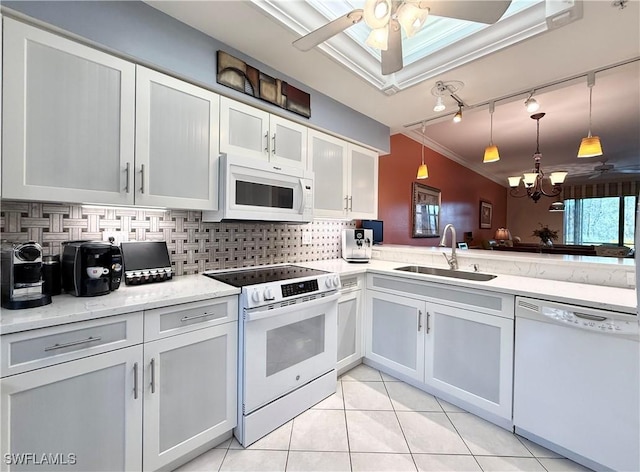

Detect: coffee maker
[341,229,373,263]
[1,241,52,309]
[61,241,123,296]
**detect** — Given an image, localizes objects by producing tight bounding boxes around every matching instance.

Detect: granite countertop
[299,259,638,315]
[0,274,239,335]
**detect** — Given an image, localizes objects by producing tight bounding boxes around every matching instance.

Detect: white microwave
[202,154,314,223]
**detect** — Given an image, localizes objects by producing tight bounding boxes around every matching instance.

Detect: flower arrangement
[532,223,559,244]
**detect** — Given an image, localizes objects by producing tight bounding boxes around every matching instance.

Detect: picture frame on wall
[479,200,493,229]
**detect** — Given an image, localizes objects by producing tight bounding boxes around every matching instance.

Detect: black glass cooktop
[203,265,328,287]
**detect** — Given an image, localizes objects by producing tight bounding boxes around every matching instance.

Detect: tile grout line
[435,397,484,471]
[337,379,355,471]
[380,374,419,472]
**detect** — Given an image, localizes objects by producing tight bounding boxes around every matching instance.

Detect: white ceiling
[146,0,640,186]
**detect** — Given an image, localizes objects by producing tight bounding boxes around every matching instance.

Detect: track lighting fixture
[524,91,540,113]
[433,96,445,112]
[577,72,603,158]
[453,106,462,123]
[430,80,465,115]
[483,102,500,163]
[416,122,429,179]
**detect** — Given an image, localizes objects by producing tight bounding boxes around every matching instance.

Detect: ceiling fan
[292,0,512,75]
[588,158,640,179]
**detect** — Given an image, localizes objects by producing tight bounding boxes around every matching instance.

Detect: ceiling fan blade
[293,9,364,51]
[426,1,512,24]
[381,19,403,75]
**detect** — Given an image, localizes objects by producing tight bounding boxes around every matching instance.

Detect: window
[564,195,637,249]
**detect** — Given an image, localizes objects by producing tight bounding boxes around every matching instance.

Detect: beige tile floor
[175,364,591,472]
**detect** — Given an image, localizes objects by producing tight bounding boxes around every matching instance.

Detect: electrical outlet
[102,231,128,245]
[302,232,312,245]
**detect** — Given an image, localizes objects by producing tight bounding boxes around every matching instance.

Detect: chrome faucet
[439,224,458,270]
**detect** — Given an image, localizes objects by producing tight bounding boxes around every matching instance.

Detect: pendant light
[417,122,428,179]
[483,102,500,163]
[453,105,462,123]
[577,72,603,158]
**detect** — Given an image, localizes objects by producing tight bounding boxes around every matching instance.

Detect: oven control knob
[332,276,340,288]
[251,290,261,303]
[263,287,275,301]
[325,278,333,289]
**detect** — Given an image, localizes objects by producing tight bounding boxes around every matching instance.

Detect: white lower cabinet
[337,275,363,373]
[142,322,237,471]
[424,302,513,420]
[364,274,514,425]
[0,345,143,472]
[0,297,238,472]
[365,290,426,382]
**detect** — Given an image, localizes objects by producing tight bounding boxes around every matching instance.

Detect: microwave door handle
[299,179,306,212]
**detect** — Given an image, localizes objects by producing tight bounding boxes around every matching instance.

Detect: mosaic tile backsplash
[0,201,355,275]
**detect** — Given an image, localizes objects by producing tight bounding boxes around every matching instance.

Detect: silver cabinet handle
[348,196,353,211]
[418,310,422,331]
[426,312,431,334]
[344,196,349,211]
[150,358,156,394]
[133,362,139,400]
[272,133,276,155]
[180,312,218,323]
[125,162,131,193]
[264,132,269,153]
[140,164,145,194]
[44,336,102,351]
[575,312,607,322]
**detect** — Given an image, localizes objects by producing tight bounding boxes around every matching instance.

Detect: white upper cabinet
[2,18,136,205]
[219,97,307,169]
[135,66,219,210]
[308,129,378,220]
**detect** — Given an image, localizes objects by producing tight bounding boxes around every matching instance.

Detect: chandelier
[508,113,568,203]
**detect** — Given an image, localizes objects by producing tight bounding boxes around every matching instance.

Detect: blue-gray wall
[3,0,390,152]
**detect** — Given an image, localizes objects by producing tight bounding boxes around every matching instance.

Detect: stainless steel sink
[394,265,497,281]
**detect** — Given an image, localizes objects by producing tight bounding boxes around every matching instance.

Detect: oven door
[223,154,313,222]
[242,291,339,413]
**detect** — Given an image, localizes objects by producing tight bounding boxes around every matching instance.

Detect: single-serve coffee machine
[341,229,373,263]
[1,241,52,309]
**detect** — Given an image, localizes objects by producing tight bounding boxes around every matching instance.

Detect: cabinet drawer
[1,312,143,377]
[144,296,238,341]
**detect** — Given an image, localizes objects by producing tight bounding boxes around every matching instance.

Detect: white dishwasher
[514,296,639,472]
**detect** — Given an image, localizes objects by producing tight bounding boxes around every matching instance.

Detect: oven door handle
[244,291,340,322]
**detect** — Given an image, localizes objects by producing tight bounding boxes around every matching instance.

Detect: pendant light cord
[489,108,494,145]
[421,122,426,164]
[587,85,594,138]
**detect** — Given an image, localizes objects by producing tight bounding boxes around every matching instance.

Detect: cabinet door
[219,97,269,161]
[143,322,237,471]
[424,303,513,420]
[365,290,425,381]
[2,18,135,205]
[337,289,362,372]
[269,115,307,168]
[0,345,143,472]
[308,130,349,218]
[348,144,378,219]
[135,66,220,210]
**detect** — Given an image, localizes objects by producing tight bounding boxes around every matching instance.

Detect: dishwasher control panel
[517,297,638,336]
[541,306,638,335]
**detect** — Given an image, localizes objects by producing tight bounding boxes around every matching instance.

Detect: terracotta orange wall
[378,134,507,246]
